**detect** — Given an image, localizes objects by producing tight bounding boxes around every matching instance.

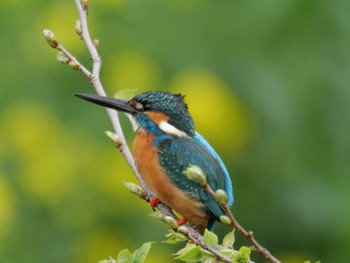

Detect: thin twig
[73,0,148,191]
[56,44,92,77]
[204,184,281,263]
[132,187,250,263]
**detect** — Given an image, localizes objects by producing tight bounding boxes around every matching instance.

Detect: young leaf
[117,249,131,263]
[234,246,251,263]
[174,244,205,263]
[130,242,153,263]
[222,229,235,247]
[163,229,187,244]
[218,247,235,259]
[148,210,166,220]
[203,229,218,246]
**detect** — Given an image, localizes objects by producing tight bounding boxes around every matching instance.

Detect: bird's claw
[176,218,188,226]
[150,197,161,210]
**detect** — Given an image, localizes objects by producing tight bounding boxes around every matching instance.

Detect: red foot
[176,218,188,226]
[150,197,161,210]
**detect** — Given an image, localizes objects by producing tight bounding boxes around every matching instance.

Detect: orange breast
[133,130,209,232]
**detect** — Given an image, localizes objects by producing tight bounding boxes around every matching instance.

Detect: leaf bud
[183,165,207,187]
[43,29,59,48]
[215,189,228,206]
[82,0,89,11]
[93,39,99,48]
[57,52,70,64]
[122,180,143,197]
[75,20,82,37]
[105,131,122,148]
[177,225,189,235]
[69,61,80,70]
[220,215,232,226]
[164,216,178,229]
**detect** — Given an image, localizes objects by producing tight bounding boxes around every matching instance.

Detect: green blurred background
[1,0,349,262]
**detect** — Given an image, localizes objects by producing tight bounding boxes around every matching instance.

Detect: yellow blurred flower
[1,103,76,205]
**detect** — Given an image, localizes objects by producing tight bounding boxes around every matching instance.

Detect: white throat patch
[158,121,188,137]
[125,113,139,132]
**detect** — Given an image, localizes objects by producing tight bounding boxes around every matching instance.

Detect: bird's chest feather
[132,131,208,230]
[133,131,180,200]
[132,131,167,196]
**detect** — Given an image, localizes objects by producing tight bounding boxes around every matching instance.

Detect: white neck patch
[126,113,188,137]
[158,121,189,137]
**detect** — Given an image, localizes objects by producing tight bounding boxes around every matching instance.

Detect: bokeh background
[1,0,349,262]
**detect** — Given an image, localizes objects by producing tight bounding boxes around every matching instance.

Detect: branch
[183,165,280,262]
[186,167,280,263]
[43,0,147,192]
[73,0,146,191]
[122,181,242,263]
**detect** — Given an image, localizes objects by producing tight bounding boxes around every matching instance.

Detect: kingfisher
[74,91,234,233]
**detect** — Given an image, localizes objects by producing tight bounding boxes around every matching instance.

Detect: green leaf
[218,247,235,259]
[163,229,188,244]
[239,246,251,258]
[222,229,235,247]
[174,243,206,263]
[114,89,138,100]
[148,210,166,220]
[203,229,218,246]
[117,249,131,263]
[234,246,251,263]
[130,242,153,263]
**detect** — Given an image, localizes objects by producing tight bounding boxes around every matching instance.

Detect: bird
[74,91,234,233]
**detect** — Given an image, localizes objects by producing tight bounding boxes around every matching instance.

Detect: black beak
[74,93,138,114]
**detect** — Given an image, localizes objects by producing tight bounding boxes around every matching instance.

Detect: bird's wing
[194,132,234,206]
[158,135,231,220]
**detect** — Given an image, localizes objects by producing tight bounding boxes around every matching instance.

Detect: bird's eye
[144,103,151,110]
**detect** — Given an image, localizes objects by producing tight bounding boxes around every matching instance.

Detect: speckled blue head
[131,91,195,137]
